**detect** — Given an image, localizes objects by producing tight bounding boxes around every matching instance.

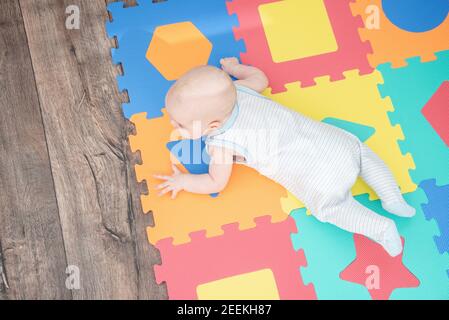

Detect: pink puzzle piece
[340,234,420,300]
[227,0,373,92]
[155,216,316,300]
[421,81,449,147]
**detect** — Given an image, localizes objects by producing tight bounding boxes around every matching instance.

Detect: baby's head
[165,65,236,139]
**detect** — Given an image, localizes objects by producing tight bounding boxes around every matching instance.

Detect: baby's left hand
[220,57,239,73]
[154,165,185,199]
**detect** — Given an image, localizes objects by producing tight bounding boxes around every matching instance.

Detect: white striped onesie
[205,84,415,256]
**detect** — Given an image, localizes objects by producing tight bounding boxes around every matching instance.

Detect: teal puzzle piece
[291,209,370,300]
[377,50,449,186]
[292,190,449,299]
[358,191,449,299]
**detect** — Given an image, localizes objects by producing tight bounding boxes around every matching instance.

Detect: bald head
[165,66,237,130]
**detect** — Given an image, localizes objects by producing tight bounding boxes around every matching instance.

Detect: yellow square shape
[259,0,338,62]
[197,269,280,300]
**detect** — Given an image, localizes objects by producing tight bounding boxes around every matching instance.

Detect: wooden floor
[0,0,167,299]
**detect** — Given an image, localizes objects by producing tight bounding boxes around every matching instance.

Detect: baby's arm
[155,146,234,199]
[220,57,268,93]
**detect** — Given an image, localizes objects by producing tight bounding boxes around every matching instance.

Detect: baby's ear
[208,120,221,130]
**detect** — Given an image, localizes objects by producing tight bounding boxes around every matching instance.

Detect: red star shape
[340,234,420,300]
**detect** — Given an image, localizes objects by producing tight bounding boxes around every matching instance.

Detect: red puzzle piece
[340,234,420,300]
[227,0,373,92]
[421,81,449,147]
[154,216,316,300]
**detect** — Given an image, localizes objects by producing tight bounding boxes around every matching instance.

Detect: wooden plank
[0,0,71,300]
[18,0,166,299]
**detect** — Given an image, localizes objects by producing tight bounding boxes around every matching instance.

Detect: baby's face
[167,102,215,140]
[168,115,205,140]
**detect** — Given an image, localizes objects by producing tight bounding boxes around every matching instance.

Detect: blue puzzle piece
[382,0,449,33]
[322,118,375,142]
[106,0,245,119]
[378,51,449,186]
[421,179,449,254]
[167,138,218,197]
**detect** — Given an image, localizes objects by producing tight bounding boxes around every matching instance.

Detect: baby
[155,58,416,257]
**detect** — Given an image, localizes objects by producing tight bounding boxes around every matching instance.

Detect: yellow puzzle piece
[264,70,416,210]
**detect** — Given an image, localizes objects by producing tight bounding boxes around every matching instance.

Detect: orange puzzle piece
[351,0,449,68]
[129,111,289,245]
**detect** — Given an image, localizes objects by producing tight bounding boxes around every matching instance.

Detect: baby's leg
[359,143,415,217]
[312,195,403,257]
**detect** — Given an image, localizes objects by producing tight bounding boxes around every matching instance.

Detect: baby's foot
[377,221,403,257]
[382,199,416,218]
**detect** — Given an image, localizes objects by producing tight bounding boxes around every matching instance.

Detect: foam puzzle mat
[106,0,449,300]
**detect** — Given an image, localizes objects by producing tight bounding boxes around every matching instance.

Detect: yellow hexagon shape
[146,21,213,81]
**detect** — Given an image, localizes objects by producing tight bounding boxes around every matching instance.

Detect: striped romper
[205,84,409,250]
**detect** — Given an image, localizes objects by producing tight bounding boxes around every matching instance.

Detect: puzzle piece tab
[154,215,316,299]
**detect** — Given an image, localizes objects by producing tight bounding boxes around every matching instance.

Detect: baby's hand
[154,165,185,199]
[220,57,240,74]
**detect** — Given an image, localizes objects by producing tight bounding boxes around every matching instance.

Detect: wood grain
[14,0,166,299]
[0,0,70,300]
